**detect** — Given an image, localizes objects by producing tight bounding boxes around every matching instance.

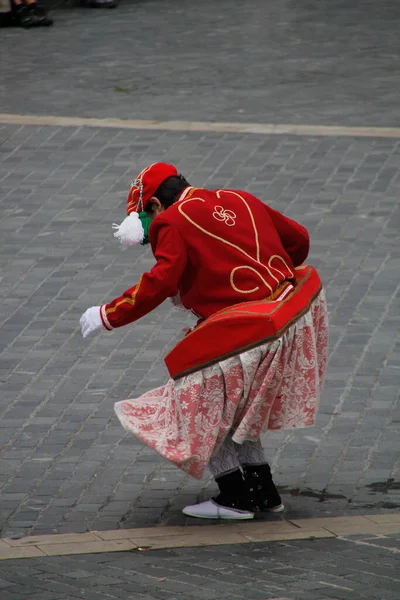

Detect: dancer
[80,162,328,520]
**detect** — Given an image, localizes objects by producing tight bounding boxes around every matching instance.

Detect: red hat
[127,162,178,215]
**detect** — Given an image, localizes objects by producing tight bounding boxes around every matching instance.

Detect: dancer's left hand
[80,306,103,338]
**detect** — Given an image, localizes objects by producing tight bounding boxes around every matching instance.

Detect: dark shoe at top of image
[13,3,53,27]
[81,0,118,8]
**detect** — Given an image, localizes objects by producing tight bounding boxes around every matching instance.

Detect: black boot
[29,2,48,14]
[243,463,284,512]
[215,468,256,512]
[13,3,52,27]
[80,0,118,7]
[182,469,255,520]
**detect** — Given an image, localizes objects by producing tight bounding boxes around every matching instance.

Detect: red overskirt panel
[165,265,322,380]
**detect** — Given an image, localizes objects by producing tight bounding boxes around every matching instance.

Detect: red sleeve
[264,205,310,267]
[101,219,187,329]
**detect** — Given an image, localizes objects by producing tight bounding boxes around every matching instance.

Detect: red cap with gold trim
[112,162,178,247]
[127,162,178,214]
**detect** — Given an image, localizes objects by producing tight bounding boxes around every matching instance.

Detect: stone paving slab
[1,533,400,599]
[1,0,400,127]
[0,122,399,539]
[1,513,400,560]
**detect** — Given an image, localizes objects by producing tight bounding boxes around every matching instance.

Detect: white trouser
[209,435,266,478]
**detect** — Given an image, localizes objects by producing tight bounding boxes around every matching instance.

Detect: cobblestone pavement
[1,0,400,543]
[0,121,399,539]
[1,0,400,126]
[1,3,400,599]
[1,534,400,600]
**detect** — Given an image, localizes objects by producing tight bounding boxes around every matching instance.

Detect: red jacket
[100,187,309,330]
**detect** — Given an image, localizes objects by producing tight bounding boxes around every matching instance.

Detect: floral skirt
[114,291,329,479]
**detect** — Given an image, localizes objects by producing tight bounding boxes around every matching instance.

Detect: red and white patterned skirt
[115,291,328,479]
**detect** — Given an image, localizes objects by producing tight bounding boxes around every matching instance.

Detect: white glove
[80,306,103,338]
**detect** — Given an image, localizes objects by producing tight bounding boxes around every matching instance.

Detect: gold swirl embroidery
[213,205,237,226]
[178,193,294,296]
[267,255,294,283]
[230,266,273,295]
[217,190,260,262]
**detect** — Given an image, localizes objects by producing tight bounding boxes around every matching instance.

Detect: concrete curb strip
[2,113,400,138]
[0,513,399,560]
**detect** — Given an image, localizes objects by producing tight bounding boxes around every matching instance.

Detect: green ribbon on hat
[139,212,152,245]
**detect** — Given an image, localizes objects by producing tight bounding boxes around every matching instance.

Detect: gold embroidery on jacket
[106,275,144,314]
[213,205,237,226]
[230,266,273,295]
[178,193,294,296]
[217,190,261,262]
[185,187,197,200]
